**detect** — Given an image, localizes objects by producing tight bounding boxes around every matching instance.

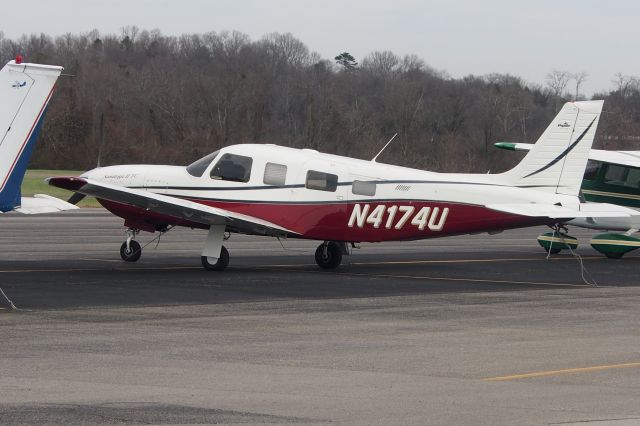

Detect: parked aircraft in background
[0,58,77,214]
[49,100,638,270]
[496,142,640,258]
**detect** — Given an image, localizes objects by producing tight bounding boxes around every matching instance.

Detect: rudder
[0,60,62,212]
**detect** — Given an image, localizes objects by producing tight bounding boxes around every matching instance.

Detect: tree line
[1,28,639,172]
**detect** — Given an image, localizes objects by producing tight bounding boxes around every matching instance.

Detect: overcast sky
[2,0,638,95]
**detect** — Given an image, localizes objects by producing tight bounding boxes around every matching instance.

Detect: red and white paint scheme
[48,100,638,270]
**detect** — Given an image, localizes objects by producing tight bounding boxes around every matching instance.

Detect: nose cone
[79,167,100,180]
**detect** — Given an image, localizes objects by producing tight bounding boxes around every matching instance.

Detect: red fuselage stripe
[98,197,551,242]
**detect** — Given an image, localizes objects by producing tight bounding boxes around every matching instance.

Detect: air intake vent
[395,184,411,191]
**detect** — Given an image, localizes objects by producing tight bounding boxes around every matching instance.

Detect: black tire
[120,240,142,262]
[605,252,624,259]
[315,242,343,270]
[201,246,230,271]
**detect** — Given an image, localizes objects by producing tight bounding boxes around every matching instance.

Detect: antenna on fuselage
[371,133,398,163]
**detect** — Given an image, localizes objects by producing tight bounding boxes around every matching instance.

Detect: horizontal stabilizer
[15,194,79,214]
[486,202,639,219]
[496,142,640,168]
[47,176,296,236]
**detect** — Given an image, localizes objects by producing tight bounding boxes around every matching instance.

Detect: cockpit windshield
[186,151,219,177]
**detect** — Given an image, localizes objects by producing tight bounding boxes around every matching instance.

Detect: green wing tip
[494,142,517,151]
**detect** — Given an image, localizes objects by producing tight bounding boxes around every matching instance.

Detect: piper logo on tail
[12,81,27,88]
[348,203,449,231]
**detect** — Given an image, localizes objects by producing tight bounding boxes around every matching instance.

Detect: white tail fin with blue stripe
[0,60,63,212]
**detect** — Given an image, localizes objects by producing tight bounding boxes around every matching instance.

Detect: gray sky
[2,0,638,95]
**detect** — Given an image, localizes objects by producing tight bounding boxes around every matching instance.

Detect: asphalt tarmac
[1,209,639,425]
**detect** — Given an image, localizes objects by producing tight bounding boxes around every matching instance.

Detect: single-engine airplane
[49,100,638,270]
[0,58,77,214]
[496,142,640,258]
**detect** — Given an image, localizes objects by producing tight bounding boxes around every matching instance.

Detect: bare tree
[362,51,400,78]
[573,71,588,100]
[612,73,639,98]
[546,70,571,98]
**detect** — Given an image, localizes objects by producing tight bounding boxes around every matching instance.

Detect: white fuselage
[80,144,576,242]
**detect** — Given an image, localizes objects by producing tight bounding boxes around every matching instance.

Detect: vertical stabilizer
[0,60,62,212]
[500,100,603,196]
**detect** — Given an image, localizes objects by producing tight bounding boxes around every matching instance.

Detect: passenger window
[625,167,640,189]
[603,164,626,186]
[211,153,253,182]
[583,160,601,181]
[352,180,376,196]
[306,170,338,192]
[263,163,287,186]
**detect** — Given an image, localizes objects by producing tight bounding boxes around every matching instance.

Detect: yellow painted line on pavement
[255,266,591,288]
[77,257,123,263]
[350,256,599,266]
[0,255,610,276]
[261,256,601,269]
[333,271,591,287]
[485,361,640,381]
[0,266,202,274]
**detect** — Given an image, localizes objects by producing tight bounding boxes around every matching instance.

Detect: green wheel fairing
[537,232,578,254]
[591,233,640,258]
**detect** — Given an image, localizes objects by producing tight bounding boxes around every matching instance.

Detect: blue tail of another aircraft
[0,60,62,212]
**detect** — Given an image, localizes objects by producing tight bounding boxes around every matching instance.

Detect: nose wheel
[120,240,142,262]
[120,228,142,262]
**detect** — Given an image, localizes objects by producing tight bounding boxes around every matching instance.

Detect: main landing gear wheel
[120,240,142,262]
[201,245,230,271]
[605,252,624,259]
[315,242,343,270]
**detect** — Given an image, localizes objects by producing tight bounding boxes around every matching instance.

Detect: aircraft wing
[46,176,296,236]
[486,202,639,219]
[15,194,79,214]
[495,142,640,168]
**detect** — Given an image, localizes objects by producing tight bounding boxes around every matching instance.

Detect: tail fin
[499,100,604,196]
[0,60,62,212]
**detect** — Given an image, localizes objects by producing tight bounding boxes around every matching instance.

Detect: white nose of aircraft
[81,166,147,187]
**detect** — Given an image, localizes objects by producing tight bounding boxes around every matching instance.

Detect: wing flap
[486,202,638,219]
[47,177,295,235]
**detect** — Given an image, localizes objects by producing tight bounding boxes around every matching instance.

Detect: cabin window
[306,170,338,192]
[583,160,601,181]
[604,164,627,186]
[186,151,219,177]
[627,168,640,189]
[604,164,640,189]
[263,162,287,186]
[352,180,376,196]
[210,153,253,182]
